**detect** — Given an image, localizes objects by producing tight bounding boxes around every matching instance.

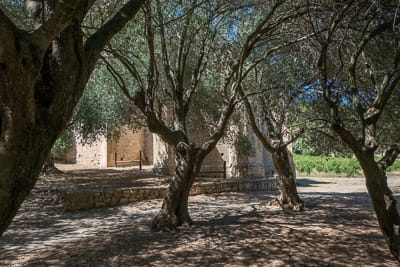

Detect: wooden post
[114,152,118,167]
[139,150,142,170]
[223,161,226,178]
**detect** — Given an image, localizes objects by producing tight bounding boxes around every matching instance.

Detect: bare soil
[1,168,400,266]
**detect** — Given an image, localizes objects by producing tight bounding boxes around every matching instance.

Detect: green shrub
[387,160,400,172]
[326,158,342,174]
[294,154,361,177]
[234,132,254,156]
[294,155,314,174]
[343,159,361,176]
[294,154,400,176]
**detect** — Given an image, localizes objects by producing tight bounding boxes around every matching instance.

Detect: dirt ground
[1,168,400,266]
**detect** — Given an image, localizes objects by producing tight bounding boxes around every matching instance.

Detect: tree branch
[0,7,18,32]
[30,0,86,51]
[84,0,146,73]
[348,19,397,119]
[101,55,134,102]
[200,94,237,155]
[133,90,178,146]
[238,85,275,152]
[0,8,19,65]
[185,14,215,111]
[155,0,176,93]
[278,128,305,149]
[378,143,400,174]
[110,50,145,91]
[201,0,299,155]
[370,43,400,120]
[143,1,159,107]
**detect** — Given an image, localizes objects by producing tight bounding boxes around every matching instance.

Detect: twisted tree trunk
[41,153,63,175]
[330,123,400,261]
[355,152,400,260]
[270,148,304,211]
[0,0,145,236]
[0,128,57,235]
[152,143,201,231]
[0,23,87,235]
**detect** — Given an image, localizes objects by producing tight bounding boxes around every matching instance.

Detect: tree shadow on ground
[38,168,171,190]
[296,178,332,187]
[1,190,398,266]
[37,169,238,192]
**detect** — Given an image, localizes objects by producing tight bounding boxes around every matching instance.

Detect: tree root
[41,165,64,175]
[151,212,193,232]
[268,197,304,211]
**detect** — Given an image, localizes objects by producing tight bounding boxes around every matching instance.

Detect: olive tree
[306,0,400,260]
[0,0,145,236]
[240,79,307,211]
[104,0,306,231]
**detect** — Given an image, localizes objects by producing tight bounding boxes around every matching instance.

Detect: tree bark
[0,130,56,235]
[41,153,63,175]
[355,152,400,261]
[0,0,145,236]
[0,22,87,235]
[330,123,400,260]
[270,148,304,211]
[151,143,201,231]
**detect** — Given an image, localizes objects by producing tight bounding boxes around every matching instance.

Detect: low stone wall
[63,178,277,211]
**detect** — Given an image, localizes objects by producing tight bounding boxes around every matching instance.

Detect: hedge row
[294,154,400,177]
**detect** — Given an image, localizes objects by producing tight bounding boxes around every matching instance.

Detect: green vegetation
[388,161,400,173]
[234,132,254,157]
[51,130,74,156]
[294,154,400,177]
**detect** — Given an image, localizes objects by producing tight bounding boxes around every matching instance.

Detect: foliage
[294,154,361,176]
[294,154,400,177]
[293,137,319,156]
[293,131,353,157]
[0,0,32,30]
[73,64,143,144]
[388,161,400,173]
[234,132,253,156]
[51,129,74,156]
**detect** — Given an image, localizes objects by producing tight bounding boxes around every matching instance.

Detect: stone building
[60,124,277,179]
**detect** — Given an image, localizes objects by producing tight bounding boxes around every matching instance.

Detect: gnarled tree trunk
[0,0,145,236]
[356,152,400,260]
[0,128,58,235]
[0,22,87,235]
[152,143,201,231]
[41,153,63,175]
[270,148,304,211]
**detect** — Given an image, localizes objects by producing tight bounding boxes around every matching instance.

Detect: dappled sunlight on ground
[1,175,400,266]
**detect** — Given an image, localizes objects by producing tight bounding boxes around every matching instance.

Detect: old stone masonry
[58,124,278,180]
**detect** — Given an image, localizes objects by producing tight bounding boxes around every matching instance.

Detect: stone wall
[54,141,77,164]
[107,127,153,167]
[248,125,275,177]
[152,128,233,178]
[75,136,108,168]
[63,178,277,211]
[152,134,173,174]
[190,130,226,177]
[60,122,282,180]
[235,124,277,178]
